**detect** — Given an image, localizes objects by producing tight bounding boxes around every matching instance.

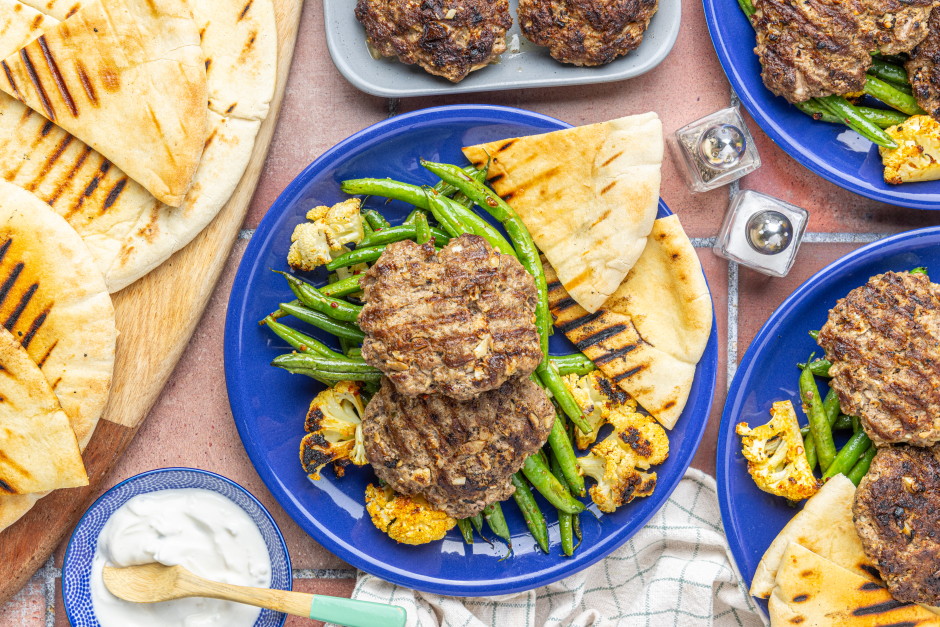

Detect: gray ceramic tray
[323,0,681,97]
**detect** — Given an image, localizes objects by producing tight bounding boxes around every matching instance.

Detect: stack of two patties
[356,234,554,519]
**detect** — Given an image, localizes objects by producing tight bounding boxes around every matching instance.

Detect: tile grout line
[43,556,55,627]
[292,568,358,579]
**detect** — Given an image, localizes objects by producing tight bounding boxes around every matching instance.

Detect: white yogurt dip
[90,488,272,627]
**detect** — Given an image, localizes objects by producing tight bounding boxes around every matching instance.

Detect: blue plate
[224,104,718,597]
[717,227,940,616]
[702,0,940,209]
[62,467,292,627]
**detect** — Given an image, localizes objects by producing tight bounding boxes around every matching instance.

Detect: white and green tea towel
[349,468,767,627]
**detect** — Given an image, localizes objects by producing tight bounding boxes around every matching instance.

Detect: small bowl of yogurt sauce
[62,467,292,627]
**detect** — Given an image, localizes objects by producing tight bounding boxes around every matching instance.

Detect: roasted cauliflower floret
[322,198,364,250]
[576,435,657,513]
[735,400,820,501]
[299,381,368,480]
[880,115,940,185]
[287,222,331,271]
[608,407,669,469]
[562,371,635,449]
[286,199,364,271]
[365,483,456,545]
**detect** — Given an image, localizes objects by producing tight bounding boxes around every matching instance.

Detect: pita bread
[463,113,662,314]
[752,474,879,599]
[0,0,207,207]
[0,325,87,495]
[0,0,274,291]
[543,216,711,428]
[769,543,939,626]
[0,181,115,530]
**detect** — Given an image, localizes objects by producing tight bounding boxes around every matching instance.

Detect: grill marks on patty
[358,235,543,400]
[907,7,940,121]
[818,272,940,446]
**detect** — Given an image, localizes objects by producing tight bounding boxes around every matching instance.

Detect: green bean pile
[738,0,924,149]
[263,160,603,556]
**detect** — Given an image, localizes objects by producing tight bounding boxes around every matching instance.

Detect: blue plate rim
[61,466,292,627]
[223,103,717,596]
[701,0,940,210]
[716,225,940,617]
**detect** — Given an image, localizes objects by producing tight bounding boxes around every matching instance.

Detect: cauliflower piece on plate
[880,115,940,185]
[365,483,456,545]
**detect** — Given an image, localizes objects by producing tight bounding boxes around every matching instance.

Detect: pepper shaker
[668,107,762,193]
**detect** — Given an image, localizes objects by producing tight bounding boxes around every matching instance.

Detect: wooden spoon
[102,563,406,627]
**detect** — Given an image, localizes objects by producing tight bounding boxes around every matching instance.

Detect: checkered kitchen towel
[349,469,766,627]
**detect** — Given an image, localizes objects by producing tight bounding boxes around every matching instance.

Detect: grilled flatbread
[0,0,207,207]
[0,0,275,291]
[751,475,878,599]
[544,216,711,428]
[463,112,662,313]
[769,543,938,626]
[0,181,115,530]
[0,325,87,496]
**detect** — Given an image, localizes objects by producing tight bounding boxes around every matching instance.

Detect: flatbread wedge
[463,112,662,313]
[769,543,938,626]
[0,181,115,531]
[0,0,207,207]
[544,215,711,428]
[0,325,87,495]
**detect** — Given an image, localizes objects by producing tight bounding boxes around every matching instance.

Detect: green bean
[538,361,593,435]
[801,360,837,472]
[796,358,831,378]
[444,197,516,256]
[510,473,549,553]
[847,446,877,486]
[808,330,819,340]
[278,301,366,343]
[522,455,585,514]
[457,519,474,544]
[863,76,926,116]
[415,212,431,245]
[260,316,343,358]
[911,266,929,276]
[402,209,422,225]
[361,216,374,239]
[817,95,899,149]
[852,416,862,434]
[425,188,470,238]
[326,246,386,270]
[549,451,577,557]
[737,0,754,18]
[550,354,596,377]
[823,388,841,428]
[363,210,390,231]
[833,414,853,431]
[572,512,582,548]
[796,100,909,129]
[823,431,872,480]
[271,355,383,384]
[868,60,911,88]
[276,271,362,322]
[272,352,376,373]
[548,414,585,496]
[470,514,485,536]
[482,502,511,547]
[872,52,908,66]
[804,430,818,472]
[432,164,481,197]
[343,179,430,208]
[319,274,365,298]
[358,224,418,248]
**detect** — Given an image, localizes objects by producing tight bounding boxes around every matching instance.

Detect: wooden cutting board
[0,0,304,605]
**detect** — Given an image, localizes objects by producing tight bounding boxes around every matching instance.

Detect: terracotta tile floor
[7,0,940,622]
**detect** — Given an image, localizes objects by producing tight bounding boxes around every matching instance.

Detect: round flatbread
[0,181,115,530]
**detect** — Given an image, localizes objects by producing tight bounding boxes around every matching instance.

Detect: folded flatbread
[0,181,115,530]
[0,325,87,495]
[544,215,711,428]
[0,0,207,207]
[0,0,275,291]
[751,474,879,599]
[769,543,938,626]
[463,112,663,313]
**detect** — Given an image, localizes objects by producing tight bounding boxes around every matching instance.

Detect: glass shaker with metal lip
[713,189,809,278]
[667,106,762,193]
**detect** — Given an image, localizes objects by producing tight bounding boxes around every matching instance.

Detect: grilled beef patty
[358,235,542,401]
[854,445,940,605]
[859,0,939,55]
[908,8,940,121]
[354,0,512,83]
[516,0,658,66]
[363,376,554,518]
[817,272,940,446]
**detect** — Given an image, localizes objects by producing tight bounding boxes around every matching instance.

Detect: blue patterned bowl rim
[62,467,292,627]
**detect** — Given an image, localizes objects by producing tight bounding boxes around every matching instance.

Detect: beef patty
[358,234,543,401]
[859,0,939,55]
[354,0,512,83]
[516,0,658,66]
[817,271,940,446]
[363,376,554,518]
[908,8,940,121]
[854,444,940,605]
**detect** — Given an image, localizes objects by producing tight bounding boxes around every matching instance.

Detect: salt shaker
[713,190,809,278]
[668,107,761,193]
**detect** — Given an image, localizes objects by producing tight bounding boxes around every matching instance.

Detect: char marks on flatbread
[0,325,87,496]
[769,543,938,626]
[544,215,712,428]
[0,0,207,207]
[463,112,662,313]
